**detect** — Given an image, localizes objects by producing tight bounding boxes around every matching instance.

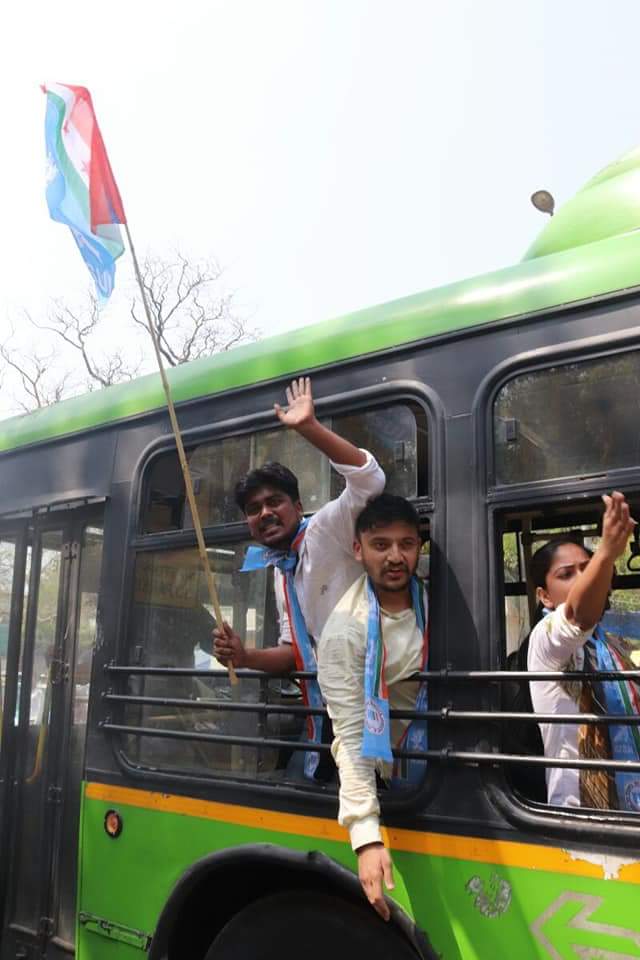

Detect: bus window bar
[104,692,640,726]
[100,721,640,773]
[104,663,640,683]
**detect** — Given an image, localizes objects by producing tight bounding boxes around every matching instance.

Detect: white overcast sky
[2,0,640,416]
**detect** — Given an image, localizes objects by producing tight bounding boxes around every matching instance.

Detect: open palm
[274,377,315,427]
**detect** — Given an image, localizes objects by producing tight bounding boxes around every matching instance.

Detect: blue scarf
[241,519,323,778]
[589,626,640,812]
[362,576,429,783]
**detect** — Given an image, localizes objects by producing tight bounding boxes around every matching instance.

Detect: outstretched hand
[357,842,395,921]
[274,377,315,429]
[601,491,636,561]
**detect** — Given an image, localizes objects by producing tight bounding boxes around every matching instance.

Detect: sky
[2,0,640,416]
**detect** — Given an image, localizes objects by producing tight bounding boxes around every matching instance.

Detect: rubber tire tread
[204,889,421,960]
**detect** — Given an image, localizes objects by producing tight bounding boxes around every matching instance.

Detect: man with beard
[213,377,385,675]
[317,494,428,921]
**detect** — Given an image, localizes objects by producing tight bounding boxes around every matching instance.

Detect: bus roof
[2,228,640,455]
[3,145,640,455]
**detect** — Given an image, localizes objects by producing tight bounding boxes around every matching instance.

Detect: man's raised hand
[356,842,395,921]
[274,377,315,429]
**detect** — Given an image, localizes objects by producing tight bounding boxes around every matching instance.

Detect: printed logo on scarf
[624,779,640,810]
[365,698,386,736]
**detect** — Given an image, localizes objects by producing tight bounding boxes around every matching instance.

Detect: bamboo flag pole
[124,224,238,686]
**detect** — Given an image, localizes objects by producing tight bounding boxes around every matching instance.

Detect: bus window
[0,538,17,744]
[126,398,429,783]
[12,531,64,931]
[330,404,426,501]
[56,526,104,945]
[494,350,640,485]
[124,543,295,780]
[499,504,640,810]
[142,401,427,533]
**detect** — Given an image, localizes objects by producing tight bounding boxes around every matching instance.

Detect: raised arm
[274,377,367,467]
[565,492,636,630]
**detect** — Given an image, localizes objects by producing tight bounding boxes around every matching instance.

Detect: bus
[1,145,640,960]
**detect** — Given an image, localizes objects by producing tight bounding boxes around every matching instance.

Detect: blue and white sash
[590,626,640,812]
[241,520,323,778]
[362,576,429,784]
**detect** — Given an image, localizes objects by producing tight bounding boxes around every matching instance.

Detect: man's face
[244,485,303,549]
[354,521,421,594]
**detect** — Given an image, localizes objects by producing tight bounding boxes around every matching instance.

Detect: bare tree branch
[131,253,256,366]
[0,330,72,413]
[0,251,258,413]
[34,296,140,388]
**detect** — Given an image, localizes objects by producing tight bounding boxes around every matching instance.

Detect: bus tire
[203,889,421,959]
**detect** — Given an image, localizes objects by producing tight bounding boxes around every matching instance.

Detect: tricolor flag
[43,83,126,301]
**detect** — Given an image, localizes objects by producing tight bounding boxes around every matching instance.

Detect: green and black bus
[2,147,640,960]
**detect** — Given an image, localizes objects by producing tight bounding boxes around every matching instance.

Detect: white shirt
[275,450,385,644]
[527,603,593,807]
[317,574,425,850]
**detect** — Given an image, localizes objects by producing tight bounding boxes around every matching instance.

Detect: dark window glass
[123,543,303,781]
[13,531,63,930]
[494,352,640,485]
[56,526,104,945]
[143,401,427,533]
[0,537,17,750]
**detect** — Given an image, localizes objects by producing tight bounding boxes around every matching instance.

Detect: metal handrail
[103,692,640,726]
[100,721,640,773]
[105,663,640,682]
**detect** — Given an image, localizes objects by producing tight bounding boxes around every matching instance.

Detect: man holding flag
[213,377,385,776]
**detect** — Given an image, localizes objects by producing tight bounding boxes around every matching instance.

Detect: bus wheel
[204,889,421,959]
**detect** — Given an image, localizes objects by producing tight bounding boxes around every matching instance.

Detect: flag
[43,82,126,301]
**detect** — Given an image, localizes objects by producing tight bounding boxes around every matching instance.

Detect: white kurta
[274,450,385,644]
[318,574,425,850]
[527,603,592,807]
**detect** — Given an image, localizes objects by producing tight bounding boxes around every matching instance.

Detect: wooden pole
[124,224,237,685]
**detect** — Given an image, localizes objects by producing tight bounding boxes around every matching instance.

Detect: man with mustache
[213,377,385,675]
[317,494,428,921]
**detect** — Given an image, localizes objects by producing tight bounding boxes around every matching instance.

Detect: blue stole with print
[362,576,429,784]
[590,626,640,811]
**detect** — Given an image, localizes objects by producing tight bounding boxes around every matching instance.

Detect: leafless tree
[130,253,253,366]
[0,333,72,413]
[0,253,257,413]
[35,295,142,390]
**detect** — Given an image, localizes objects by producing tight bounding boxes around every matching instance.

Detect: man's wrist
[356,841,384,856]
[231,646,249,669]
[350,815,382,851]
[291,416,319,436]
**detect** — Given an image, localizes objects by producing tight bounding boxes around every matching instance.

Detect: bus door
[0,506,104,960]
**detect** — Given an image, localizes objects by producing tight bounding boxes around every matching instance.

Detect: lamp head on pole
[530,189,555,216]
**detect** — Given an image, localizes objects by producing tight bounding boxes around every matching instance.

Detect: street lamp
[530,189,555,216]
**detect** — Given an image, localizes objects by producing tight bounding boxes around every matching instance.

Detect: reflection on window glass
[125,544,302,780]
[13,530,63,930]
[0,538,17,744]
[494,352,640,485]
[143,401,427,532]
[330,406,423,500]
[57,525,104,946]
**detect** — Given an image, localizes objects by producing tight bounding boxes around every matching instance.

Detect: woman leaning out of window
[527,492,640,811]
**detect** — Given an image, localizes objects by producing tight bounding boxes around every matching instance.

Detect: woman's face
[536,542,592,610]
